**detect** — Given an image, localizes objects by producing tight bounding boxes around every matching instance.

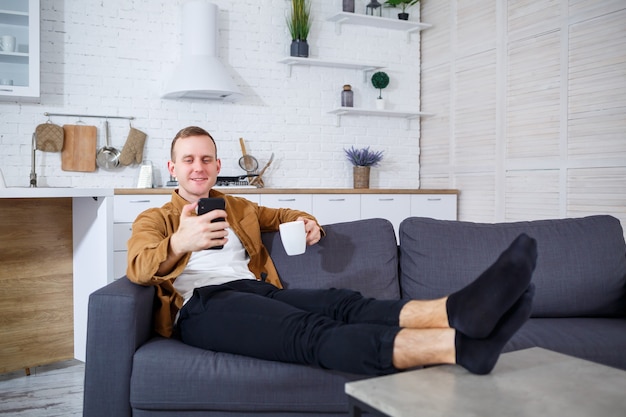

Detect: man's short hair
[171,126,217,160]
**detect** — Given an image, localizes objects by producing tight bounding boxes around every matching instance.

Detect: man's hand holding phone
[170,198,228,255]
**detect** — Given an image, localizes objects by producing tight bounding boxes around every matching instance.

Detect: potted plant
[371,71,389,109]
[287,0,311,57]
[384,0,420,20]
[344,146,384,189]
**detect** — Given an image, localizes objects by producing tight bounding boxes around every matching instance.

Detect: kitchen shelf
[0,51,28,63]
[326,12,431,42]
[328,107,429,129]
[0,9,29,25]
[278,57,383,82]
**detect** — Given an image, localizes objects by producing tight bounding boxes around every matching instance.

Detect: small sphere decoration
[371,71,390,99]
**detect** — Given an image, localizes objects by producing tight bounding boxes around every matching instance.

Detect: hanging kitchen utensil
[238,137,258,175]
[249,152,274,188]
[62,124,97,172]
[35,121,64,152]
[96,120,121,169]
[119,124,147,166]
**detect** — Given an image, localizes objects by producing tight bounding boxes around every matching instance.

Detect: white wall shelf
[278,57,383,82]
[328,107,429,129]
[326,12,431,42]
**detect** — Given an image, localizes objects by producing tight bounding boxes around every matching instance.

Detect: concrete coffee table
[345,348,626,417]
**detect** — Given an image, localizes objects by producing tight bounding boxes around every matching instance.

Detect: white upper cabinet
[0,0,40,99]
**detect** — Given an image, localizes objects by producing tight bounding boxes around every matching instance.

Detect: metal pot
[96,120,121,169]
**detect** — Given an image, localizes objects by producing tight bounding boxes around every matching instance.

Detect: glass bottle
[341,84,354,107]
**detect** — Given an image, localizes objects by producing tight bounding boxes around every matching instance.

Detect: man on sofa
[126,126,537,376]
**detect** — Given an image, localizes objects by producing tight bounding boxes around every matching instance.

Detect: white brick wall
[0,0,423,189]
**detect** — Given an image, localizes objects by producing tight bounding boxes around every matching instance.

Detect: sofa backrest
[262,218,400,300]
[399,215,626,318]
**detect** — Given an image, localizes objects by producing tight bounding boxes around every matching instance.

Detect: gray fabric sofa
[83,215,626,417]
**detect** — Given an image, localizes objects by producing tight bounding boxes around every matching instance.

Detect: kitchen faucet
[30,132,37,187]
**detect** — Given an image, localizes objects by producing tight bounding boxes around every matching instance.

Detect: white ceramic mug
[279,220,306,256]
[0,35,16,52]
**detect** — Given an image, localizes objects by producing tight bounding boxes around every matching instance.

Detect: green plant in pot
[384,0,420,20]
[371,71,389,110]
[344,146,384,189]
[287,0,311,57]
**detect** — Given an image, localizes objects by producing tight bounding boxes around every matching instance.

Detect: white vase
[376,98,385,110]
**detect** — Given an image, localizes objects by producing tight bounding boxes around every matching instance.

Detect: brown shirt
[126,189,319,337]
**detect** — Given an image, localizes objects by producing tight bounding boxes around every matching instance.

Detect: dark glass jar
[341,84,354,107]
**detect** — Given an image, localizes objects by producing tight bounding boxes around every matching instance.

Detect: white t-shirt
[173,229,255,306]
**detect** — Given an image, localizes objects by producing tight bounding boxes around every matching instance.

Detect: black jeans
[177,279,407,375]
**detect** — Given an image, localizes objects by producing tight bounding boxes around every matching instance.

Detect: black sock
[456,283,535,375]
[446,233,537,339]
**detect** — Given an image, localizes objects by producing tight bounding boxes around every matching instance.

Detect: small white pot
[376,98,385,110]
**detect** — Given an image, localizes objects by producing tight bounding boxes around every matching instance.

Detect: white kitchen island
[0,187,114,371]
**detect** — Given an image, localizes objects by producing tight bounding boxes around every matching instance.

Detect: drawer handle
[378,198,394,201]
[278,198,296,202]
[328,198,346,202]
[427,198,442,202]
[129,200,151,203]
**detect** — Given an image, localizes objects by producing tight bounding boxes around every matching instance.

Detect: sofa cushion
[505,318,626,371]
[263,218,400,299]
[130,337,364,413]
[399,215,626,317]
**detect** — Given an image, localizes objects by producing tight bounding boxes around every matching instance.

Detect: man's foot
[446,233,537,339]
[455,284,535,375]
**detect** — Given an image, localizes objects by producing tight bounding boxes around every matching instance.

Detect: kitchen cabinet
[112,193,260,279]
[360,194,411,241]
[0,198,72,374]
[113,223,133,279]
[0,187,113,369]
[112,189,457,277]
[410,194,457,220]
[259,193,313,213]
[230,193,260,204]
[0,0,40,99]
[113,193,264,280]
[312,194,361,225]
[113,194,170,280]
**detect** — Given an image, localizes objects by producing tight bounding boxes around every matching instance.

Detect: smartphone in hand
[197,197,226,249]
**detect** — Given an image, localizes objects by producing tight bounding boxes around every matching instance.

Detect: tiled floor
[0,360,83,416]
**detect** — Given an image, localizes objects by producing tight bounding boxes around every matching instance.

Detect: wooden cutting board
[62,124,97,172]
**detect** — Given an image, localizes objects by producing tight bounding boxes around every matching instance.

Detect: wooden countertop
[115,188,459,195]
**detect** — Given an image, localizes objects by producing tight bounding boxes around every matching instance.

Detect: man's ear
[167,160,176,177]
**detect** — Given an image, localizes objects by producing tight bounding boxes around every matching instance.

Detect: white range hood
[162,1,242,101]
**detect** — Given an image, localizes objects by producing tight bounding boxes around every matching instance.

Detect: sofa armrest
[83,277,155,417]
